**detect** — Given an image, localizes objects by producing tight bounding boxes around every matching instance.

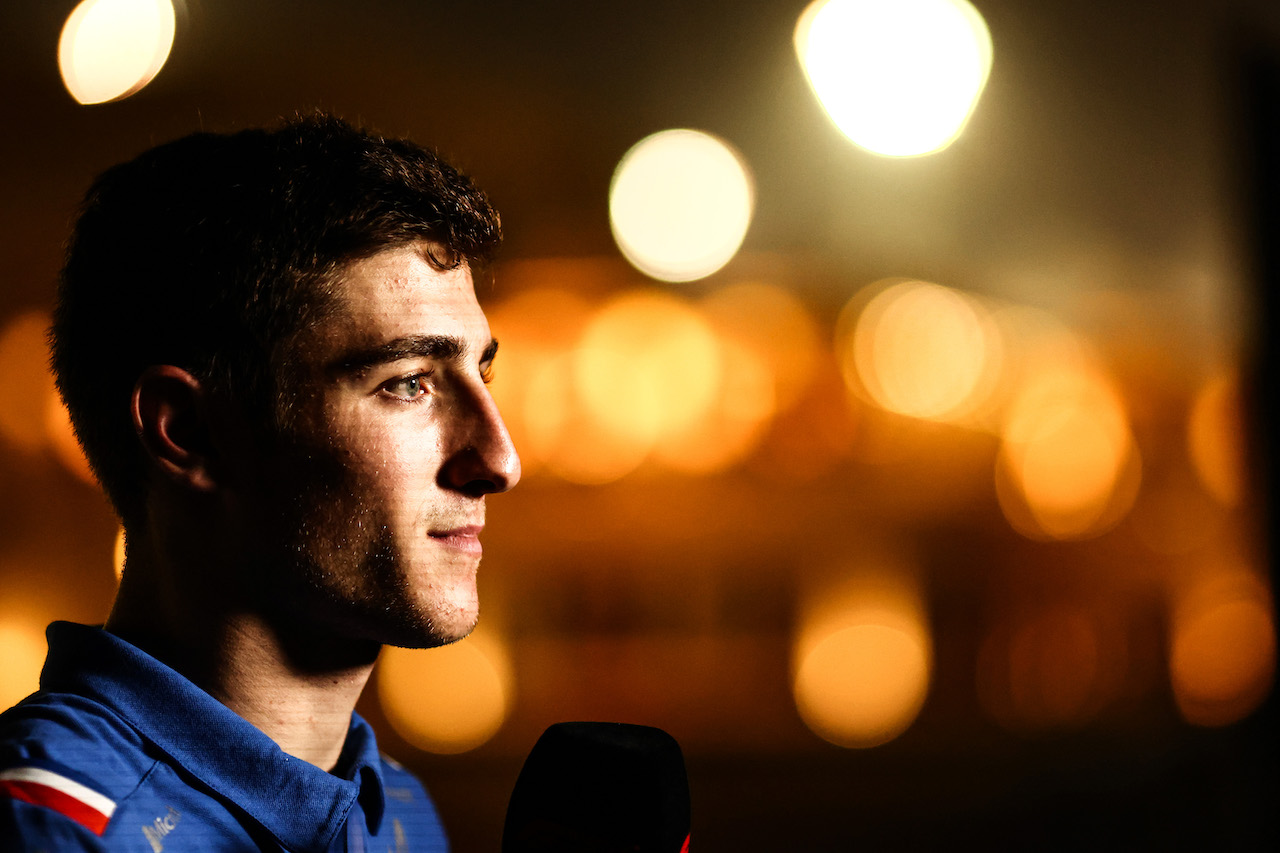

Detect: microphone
[502,722,691,853]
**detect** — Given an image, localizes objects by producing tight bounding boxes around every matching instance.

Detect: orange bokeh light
[0,612,47,710]
[698,281,821,412]
[995,365,1140,540]
[0,311,55,454]
[484,274,816,481]
[1187,369,1246,507]
[1169,568,1275,727]
[838,279,1001,423]
[485,287,595,480]
[652,336,775,475]
[45,392,96,485]
[526,351,651,484]
[793,569,932,748]
[575,290,723,445]
[376,630,514,754]
[0,310,98,485]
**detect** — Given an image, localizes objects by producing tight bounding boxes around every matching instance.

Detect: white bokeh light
[795,0,992,156]
[58,0,176,105]
[609,129,754,282]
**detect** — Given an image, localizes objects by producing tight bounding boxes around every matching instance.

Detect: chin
[423,609,477,648]
[411,585,480,648]
[376,609,475,650]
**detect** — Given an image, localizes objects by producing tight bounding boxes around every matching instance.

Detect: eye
[480,361,495,385]
[382,373,431,401]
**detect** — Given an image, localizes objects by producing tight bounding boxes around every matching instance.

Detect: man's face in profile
[244,242,520,648]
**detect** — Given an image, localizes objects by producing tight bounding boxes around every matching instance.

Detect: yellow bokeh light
[1187,369,1246,507]
[58,0,176,105]
[376,631,514,754]
[609,130,754,282]
[0,615,46,710]
[793,571,932,748]
[995,365,1140,540]
[839,279,1001,422]
[575,290,724,447]
[1169,569,1275,728]
[795,0,992,156]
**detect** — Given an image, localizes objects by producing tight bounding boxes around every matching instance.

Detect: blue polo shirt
[0,622,449,851]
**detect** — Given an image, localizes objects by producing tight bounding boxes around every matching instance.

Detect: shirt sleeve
[1,796,110,853]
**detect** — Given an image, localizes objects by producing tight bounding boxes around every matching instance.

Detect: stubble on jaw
[237,433,477,655]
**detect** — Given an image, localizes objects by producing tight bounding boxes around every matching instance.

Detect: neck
[196,616,378,772]
[107,547,381,772]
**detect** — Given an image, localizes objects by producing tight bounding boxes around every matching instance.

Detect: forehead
[322,243,489,347]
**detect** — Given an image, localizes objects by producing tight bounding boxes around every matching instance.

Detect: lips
[428,524,484,555]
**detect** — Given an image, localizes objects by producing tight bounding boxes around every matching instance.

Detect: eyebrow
[331,334,499,375]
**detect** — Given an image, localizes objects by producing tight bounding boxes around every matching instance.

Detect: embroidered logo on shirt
[141,806,181,852]
[0,766,117,836]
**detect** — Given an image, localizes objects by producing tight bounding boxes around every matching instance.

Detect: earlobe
[131,365,219,492]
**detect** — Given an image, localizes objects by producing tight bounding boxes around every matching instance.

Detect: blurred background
[1,0,1278,848]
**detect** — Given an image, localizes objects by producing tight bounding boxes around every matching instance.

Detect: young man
[0,114,520,850]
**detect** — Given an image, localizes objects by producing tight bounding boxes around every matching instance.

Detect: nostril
[462,478,497,498]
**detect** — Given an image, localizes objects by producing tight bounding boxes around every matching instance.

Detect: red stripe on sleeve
[0,778,112,836]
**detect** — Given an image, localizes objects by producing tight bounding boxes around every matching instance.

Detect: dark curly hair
[50,113,503,529]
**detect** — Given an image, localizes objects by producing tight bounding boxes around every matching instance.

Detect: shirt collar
[40,621,387,851]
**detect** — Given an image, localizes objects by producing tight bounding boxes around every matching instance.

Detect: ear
[131,365,220,493]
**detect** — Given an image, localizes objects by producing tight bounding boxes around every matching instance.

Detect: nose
[439,384,521,497]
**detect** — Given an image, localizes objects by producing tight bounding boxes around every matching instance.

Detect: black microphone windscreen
[502,722,691,853]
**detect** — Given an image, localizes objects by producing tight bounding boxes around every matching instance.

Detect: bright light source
[377,631,513,754]
[795,0,992,156]
[609,129,754,282]
[58,0,176,105]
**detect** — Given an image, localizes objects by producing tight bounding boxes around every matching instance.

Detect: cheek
[346,419,447,504]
